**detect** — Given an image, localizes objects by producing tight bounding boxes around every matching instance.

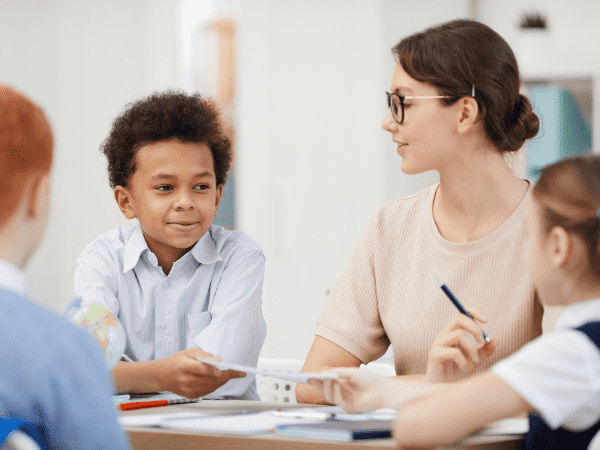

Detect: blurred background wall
[1,0,597,360]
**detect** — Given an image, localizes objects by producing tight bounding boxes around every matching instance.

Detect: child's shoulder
[80,226,138,255]
[0,290,102,368]
[207,225,264,260]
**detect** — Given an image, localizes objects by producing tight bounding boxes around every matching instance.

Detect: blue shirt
[0,260,130,450]
[74,224,267,400]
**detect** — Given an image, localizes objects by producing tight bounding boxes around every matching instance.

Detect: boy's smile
[114,139,222,273]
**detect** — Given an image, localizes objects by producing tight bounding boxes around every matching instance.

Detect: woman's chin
[400,158,424,175]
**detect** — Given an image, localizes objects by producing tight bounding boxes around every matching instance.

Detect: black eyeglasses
[386,92,453,124]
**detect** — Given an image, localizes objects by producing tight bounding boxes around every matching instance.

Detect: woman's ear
[548,226,572,268]
[456,96,480,134]
[114,186,137,220]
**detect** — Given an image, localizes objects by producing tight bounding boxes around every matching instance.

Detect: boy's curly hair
[101,90,232,189]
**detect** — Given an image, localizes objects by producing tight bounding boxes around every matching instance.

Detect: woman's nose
[382,108,397,133]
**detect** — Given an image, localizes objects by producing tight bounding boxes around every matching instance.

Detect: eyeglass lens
[386,92,404,124]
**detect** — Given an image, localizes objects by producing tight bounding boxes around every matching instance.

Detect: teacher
[297,19,557,404]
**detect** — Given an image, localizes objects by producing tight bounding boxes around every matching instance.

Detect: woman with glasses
[297,19,557,404]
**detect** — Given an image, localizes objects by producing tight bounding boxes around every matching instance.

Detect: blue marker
[433,273,491,343]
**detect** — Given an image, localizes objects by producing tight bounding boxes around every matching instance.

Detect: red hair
[0,85,53,227]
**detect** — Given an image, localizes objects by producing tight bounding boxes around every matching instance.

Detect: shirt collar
[0,259,28,296]
[123,225,222,273]
[554,297,600,330]
[123,226,151,273]
[190,227,222,265]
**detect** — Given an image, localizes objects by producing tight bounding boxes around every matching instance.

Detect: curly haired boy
[75,91,266,400]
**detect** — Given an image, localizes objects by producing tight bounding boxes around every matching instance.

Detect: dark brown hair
[101,90,232,189]
[533,154,600,278]
[392,19,539,153]
[0,85,53,227]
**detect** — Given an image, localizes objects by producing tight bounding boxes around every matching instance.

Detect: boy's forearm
[112,360,165,394]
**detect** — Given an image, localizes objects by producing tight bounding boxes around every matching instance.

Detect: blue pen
[432,273,491,343]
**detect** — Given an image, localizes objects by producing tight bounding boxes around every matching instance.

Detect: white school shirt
[492,297,600,431]
[0,259,28,296]
[75,224,267,400]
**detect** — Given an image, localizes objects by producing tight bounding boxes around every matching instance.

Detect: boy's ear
[27,172,51,220]
[114,186,137,220]
[214,184,223,218]
[548,226,572,268]
[456,96,479,134]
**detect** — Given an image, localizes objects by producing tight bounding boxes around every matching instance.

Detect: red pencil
[119,400,169,411]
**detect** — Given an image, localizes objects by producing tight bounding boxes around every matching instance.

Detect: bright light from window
[178,0,213,90]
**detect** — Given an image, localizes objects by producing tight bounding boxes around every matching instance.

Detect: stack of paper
[160,411,321,435]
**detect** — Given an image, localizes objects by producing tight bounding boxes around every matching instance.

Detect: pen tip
[432,273,444,286]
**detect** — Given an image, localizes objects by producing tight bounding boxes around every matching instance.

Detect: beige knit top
[317,184,560,376]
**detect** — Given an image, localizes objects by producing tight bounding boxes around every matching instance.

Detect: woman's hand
[425,308,497,383]
[308,368,395,413]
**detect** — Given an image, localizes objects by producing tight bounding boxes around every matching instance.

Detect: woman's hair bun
[503,94,540,153]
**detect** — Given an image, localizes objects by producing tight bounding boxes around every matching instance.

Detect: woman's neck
[433,149,529,243]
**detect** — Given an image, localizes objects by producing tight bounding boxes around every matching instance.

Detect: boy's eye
[194,184,210,191]
[156,185,173,191]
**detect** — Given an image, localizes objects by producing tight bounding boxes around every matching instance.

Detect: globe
[70,304,126,370]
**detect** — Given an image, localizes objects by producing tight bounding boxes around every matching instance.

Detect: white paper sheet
[195,357,339,383]
[119,412,208,427]
[160,411,320,435]
[480,418,529,435]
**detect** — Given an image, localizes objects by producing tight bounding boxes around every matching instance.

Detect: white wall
[236,0,469,359]
[0,0,181,311]
[236,0,386,359]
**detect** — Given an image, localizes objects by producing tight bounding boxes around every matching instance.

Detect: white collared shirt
[493,297,600,430]
[75,224,266,400]
[0,259,28,296]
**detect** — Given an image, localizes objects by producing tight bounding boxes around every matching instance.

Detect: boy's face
[114,140,222,266]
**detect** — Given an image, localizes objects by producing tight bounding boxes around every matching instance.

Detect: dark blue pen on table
[432,273,491,343]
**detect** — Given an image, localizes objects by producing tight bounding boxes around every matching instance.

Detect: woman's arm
[394,371,531,448]
[296,336,362,404]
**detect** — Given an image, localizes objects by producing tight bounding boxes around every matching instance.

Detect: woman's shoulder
[371,185,435,227]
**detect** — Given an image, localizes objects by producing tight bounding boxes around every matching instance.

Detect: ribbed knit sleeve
[316,205,389,363]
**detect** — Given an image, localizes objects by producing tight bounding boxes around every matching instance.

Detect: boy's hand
[158,348,246,398]
[425,308,497,383]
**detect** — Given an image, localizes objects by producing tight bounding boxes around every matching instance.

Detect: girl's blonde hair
[533,154,600,278]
